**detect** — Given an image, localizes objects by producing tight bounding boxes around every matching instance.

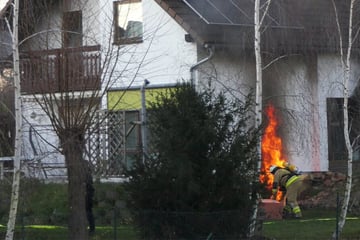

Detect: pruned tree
[7,0,165,239]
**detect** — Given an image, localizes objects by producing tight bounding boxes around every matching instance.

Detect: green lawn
[0,225,139,240]
[1,209,360,240]
[262,209,360,240]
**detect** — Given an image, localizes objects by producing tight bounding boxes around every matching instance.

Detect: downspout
[190,44,214,86]
[140,79,150,163]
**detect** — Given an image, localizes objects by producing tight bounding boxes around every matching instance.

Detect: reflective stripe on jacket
[285,175,299,188]
[273,168,298,190]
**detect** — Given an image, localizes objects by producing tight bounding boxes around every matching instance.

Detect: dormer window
[113,0,143,45]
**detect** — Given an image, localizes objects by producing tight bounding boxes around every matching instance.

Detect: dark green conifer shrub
[124,84,261,239]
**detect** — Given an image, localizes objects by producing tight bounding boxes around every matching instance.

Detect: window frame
[113,0,143,45]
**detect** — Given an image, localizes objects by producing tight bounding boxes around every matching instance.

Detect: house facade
[155,0,360,173]
[1,0,359,179]
[9,0,197,179]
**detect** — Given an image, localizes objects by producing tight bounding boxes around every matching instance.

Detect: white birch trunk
[249,1,272,236]
[254,0,262,147]
[5,0,22,239]
[248,0,262,236]
[331,0,355,238]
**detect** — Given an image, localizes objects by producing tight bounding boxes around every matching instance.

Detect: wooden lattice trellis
[21,109,136,179]
[85,110,128,177]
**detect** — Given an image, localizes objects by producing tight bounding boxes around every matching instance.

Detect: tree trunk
[331,0,355,238]
[6,0,21,239]
[249,1,273,237]
[249,0,262,237]
[62,133,89,240]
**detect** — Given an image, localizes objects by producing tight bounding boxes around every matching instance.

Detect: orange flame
[260,104,286,200]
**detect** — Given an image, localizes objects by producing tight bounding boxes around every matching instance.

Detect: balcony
[20,45,101,94]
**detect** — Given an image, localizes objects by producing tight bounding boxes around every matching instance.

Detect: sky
[0,0,8,12]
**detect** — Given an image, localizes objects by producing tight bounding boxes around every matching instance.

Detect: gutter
[190,44,214,86]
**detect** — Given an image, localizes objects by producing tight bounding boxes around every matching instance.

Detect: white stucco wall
[103,0,196,95]
[317,54,360,170]
[197,51,256,102]
[203,54,320,172]
[263,56,321,172]
[21,0,360,176]
[21,97,66,179]
[20,0,197,178]
[198,52,360,172]
[269,54,360,172]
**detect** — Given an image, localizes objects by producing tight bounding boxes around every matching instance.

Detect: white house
[1,0,359,180]
[9,0,198,179]
[154,0,360,173]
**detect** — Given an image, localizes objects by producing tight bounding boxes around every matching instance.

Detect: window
[63,11,82,48]
[124,111,141,168]
[106,86,175,175]
[113,0,143,45]
[327,98,346,161]
[327,97,360,162]
[108,110,141,174]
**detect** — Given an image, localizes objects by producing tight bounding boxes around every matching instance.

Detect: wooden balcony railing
[20,45,101,94]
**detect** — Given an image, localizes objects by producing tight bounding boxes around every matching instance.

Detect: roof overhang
[155,0,359,54]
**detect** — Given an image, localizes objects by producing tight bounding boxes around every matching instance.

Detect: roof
[155,0,359,54]
[0,0,11,18]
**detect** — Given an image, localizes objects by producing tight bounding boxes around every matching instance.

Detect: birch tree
[331,0,357,238]
[5,0,21,239]
[249,0,271,237]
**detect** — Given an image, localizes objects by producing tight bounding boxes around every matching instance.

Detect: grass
[1,209,360,239]
[262,209,360,240]
[0,225,139,240]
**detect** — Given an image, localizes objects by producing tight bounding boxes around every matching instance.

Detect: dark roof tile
[157,0,359,53]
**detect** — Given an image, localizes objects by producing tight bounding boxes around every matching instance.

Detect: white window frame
[113,0,143,45]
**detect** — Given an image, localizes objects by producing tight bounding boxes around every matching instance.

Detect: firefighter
[269,164,309,218]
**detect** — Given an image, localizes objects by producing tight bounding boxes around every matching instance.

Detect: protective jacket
[272,167,307,218]
[272,168,298,195]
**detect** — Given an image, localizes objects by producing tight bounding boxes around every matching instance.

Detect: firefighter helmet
[269,165,278,174]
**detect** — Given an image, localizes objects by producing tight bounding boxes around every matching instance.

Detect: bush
[0,178,67,225]
[125,84,262,239]
[137,210,250,239]
[0,179,129,226]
